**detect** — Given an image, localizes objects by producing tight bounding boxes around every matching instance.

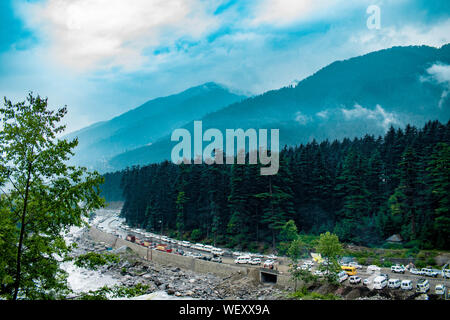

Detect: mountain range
[67,44,450,173]
[65,82,246,170]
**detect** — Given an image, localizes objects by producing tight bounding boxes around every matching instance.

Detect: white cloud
[349,18,450,52]
[426,63,450,84]
[17,0,220,72]
[316,110,329,119]
[294,111,312,125]
[248,0,360,27]
[341,104,399,129]
[422,63,450,108]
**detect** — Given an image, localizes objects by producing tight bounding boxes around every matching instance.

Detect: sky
[0,0,449,133]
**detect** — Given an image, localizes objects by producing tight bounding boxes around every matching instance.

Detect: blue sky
[1,0,449,133]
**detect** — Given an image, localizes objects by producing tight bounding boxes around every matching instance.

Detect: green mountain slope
[109,44,450,170]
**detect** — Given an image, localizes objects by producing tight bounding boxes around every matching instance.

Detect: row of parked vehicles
[340,271,446,295]
[234,255,276,269]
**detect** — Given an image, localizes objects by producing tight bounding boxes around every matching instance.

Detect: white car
[267,254,278,260]
[263,260,275,269]
[409,268,421,275]
[373,276,388,289]
[416,279,430,293]
[313,270,324,276]
[401,280,413,290]
[363,278,371,286]
[435,284,446,295]
[349,276,361,284]
[391,265,405,274]
[300,264,312,271]
[388,278,401,289]
[181,241,191,247]
[348,262,363,269]
[204,245,214,252]
[211,248,224,256]
[249,258,261,265]
[235,256,251,264]
[337,271,348,283]
[421,267,439,277]
[443,269,450,279]
[367,265,381,273]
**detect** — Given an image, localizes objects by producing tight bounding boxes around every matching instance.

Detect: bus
[341,265,357,276]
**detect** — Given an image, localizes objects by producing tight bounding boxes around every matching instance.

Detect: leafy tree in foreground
[316,232,343,283]
[287,238,317,291]
[0,93,104,300]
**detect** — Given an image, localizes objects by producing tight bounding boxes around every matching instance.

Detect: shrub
[190,229,202,241]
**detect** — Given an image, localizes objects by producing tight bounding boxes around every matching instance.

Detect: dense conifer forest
[101,120,450,251]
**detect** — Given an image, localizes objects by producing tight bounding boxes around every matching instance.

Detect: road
[92,209,450,296]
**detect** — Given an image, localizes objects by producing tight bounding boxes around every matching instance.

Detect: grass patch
[288,287,341,300]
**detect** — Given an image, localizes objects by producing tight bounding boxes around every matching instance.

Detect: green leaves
[74,252,120,270]
[0,93,105,299]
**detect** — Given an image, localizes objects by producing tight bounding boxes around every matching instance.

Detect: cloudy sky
[1,0,449,133]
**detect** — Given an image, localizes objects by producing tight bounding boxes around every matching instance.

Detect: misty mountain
[65,82,246,170]
[107,44,450,171]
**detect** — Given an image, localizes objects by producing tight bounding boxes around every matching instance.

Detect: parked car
[235,256,251,264]
[249,258,261,265]
[203,245,214,252]
[211,248,224,256]
[267,254,278,260]
[363,278,371,286]
[300,263,312,271]
[416,279,430,293]
[435,284,446,295]
[181,241,191,247]
[155,245,167,252]
[263,260,274,269]
[337,271,348,283]
[313,270,324,277]
[211,256,222,263]
[349,276,361,284]
[380,273,390,281]
[443,269,450,279]
[401,280,413,290]
[391,265,406,274]
[388,278,401,289]
[421,267,438,278]
[367,265,381,273]
[409,268,421,275]
[373,276,388,289]
[348,262,363,269]
[200,255,212,261]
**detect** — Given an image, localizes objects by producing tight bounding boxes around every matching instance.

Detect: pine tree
[427,143,450,249]
[388,147,421,241]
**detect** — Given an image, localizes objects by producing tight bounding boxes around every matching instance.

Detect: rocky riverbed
[64,227,285,300]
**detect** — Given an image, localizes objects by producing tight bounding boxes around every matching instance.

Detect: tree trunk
[13,164,32,300]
